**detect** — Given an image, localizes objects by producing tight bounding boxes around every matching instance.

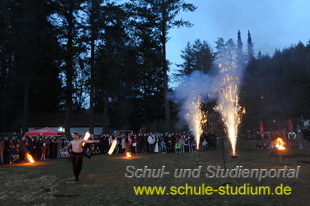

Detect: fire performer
[62,132,99,181]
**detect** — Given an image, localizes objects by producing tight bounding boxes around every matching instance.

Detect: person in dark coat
[9,143,19,164]
[137,134,144,154]
[19,136,29,161]
[28,138,37,160]
[4,137,10,163]
[0,137,5,163]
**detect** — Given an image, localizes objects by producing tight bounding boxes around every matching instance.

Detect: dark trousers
[70,152,83,180]
[137,142,144,153]
[4,149,10,163]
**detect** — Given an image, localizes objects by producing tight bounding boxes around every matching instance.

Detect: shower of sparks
[185,96,207,150]
[215,67,245,156]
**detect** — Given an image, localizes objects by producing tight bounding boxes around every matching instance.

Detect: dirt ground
[0,140,309,206]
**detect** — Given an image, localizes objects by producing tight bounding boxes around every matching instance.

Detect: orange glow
[26,153,35,163]
[108,139,117,155]
[126,152,132,157]
[275,137,286,150]
[82,131,91,146]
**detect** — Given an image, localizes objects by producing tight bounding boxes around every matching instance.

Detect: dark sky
[167,0,310,82]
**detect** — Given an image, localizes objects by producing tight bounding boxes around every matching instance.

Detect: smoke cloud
[172,39,247,153]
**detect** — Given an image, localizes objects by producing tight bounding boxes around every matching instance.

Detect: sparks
[185,96,207,150]
[215,44,245,156]
[216,76,244,156]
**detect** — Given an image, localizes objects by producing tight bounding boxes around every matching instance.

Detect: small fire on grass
[26,153,35,163]
[275,137,286,150]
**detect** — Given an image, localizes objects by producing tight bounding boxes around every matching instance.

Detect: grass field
[1,140,310,206]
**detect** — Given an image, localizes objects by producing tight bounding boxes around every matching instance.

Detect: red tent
[25,127,66,136]
[259,121,265,136]
[288,119,293,131]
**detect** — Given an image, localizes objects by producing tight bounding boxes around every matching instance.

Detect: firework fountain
[215,74,244,156]
[173,72,210,151]
[215,40,245,157]
[185,96,206,150]
[173,38,246,156]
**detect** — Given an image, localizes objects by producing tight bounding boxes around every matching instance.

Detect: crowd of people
[98,132,218,155]
[1,128,310,164]
[0,132,219,164]
[0,136,67,164]
[254,129,309,150]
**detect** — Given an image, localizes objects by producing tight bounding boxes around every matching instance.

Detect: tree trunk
[65,58,73,134]
[89,0,96,134]
[161,4,171,132]
[65,4,74,135]
[22,77,29,133]
[0,56,7,132]
[164,72,171,132]
[102,92,109,134]
[89,35,95,134]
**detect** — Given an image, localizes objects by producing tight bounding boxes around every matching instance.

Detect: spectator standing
[131,135,137,154]
[137,134,144,154]
[19,136,29,161]
[4,137,10,163]
[43,136,50,159]
[148,133,155,153]
[183,138,189,153]
[0,137,4,163]
[9,144,19,164]
[28,138,37,160]
[296,130,304,149]
[160,140,166,154]
[144,134,149,153]
[41,143,47,160]
[175,141,181,153]
[56,137,62,158]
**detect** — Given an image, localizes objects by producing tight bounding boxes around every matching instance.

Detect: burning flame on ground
[26,153,35,163]
[275,137,286,150]
[216,75,245,156]
[126,152,132,157]
[185,96,207,150]
[108,139,117,155]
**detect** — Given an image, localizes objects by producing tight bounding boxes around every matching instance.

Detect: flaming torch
[108,139,117,155]
[26,153,35,164]
[82,131,91,147]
